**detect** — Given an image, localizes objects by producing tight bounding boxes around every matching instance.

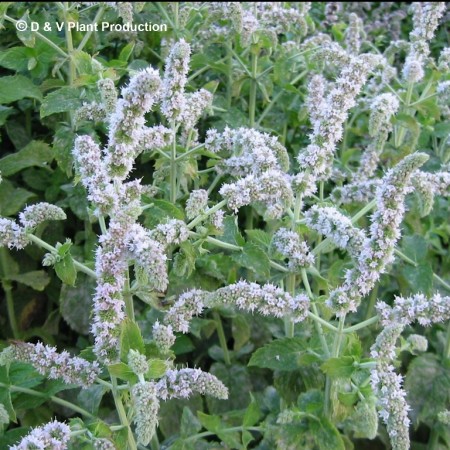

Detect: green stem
[0,383,96,419]
[324,315,346,418]
[307,312,338,332]
[249,50,258,128]
[394,82,414,148]
[124,270,135,321]
[343,315,379,334]
[187,199,227,229]
[4,15,69,58]
[77,4,105,51]
[394,249,450,291]
[3,280,19,339]
[365,285,379,321]
[170,122,177,203]
[185,426,263,443]
[27,234,97,279]
[301,269,329,356]
[227,44,233,109]
[213,311,231,365]
[175,143,205,161]
[110,374,138,450]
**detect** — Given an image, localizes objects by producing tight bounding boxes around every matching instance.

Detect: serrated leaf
[401,235,428,262]
[54,254,77,286]
[40,87,85,118]
[7,271,50,291]
[142,198,185,228]
[218,215,245,247]
[197,411,221,433]
[120,319,145,362]
[402,262,433,296]
[180,407,202,438]
[243,394,260,427]
[60,273,94,334]
[248,337,314,371]
[232,242,270,278]
[108,363,138,383]
[311,416,345,450]
[0,180,36,216]
[232,315,251,351]
[245,229,272,248]
[147,359,168,379]
[321,357,355,378]
[0,76,42,104]
[0,367,16,422]
[405,353,450,424]
[77,385,108,415]
[0,140,53,177]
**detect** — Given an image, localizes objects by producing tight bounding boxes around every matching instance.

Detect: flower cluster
[370,325,410,450]
[10,420,71,450]
[186,189,209,219]
[0,218,28,249]
[356,94,400,181]
[19,203,66,230]
[296,46,383,194]
[161,39,212,133]
[412,169,450,216]
[211,281,310,322]
[150,219,189,247]
[304,205,367,259]
[156,368,229,400]
[327,153,428,315]
[402,2,446,83]
[125,223,168,292]
[152,321,176,354]
[331,179,381,205]
[272,228,314,270]
[377,292,450,327]
[1,342,100,388]
[345,13,365,55]
[131,382,160,446]
[164,289,208,333]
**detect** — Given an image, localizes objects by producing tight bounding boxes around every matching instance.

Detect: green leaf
[0,180,36,216]
[54,254,77,286]
[40,87,86,118]
[231,242,270,279]
[197,411,221,433]
[0,76,42,104]
[405,353,450,424]
[119,42,135,62]
[7,271,50,291]
[243,394,260,427]
[180,407,202,438]
[218,215,245,247]
[248,337,316,371]
[245,229,272,248]
[0,140,53,177]
[207,363,251,414]
[0,367,16,422]
[147,359,168,379]
[120,319,146,362]
[108,363,138,383]
[16,12,35,48]
[298,389,324,415]
[401,234,428,262]
[60,273,95,334]
[434,121,450,138]
[0,106,14,126]
[321,357,355,378]
[77,385,108,415]
[311,416,345,450]
[402,262,433,296]
[0,47,30,71]
[232,315,251,351]
[142,198,185,228]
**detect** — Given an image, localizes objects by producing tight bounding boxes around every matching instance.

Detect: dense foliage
[0,2,449,450]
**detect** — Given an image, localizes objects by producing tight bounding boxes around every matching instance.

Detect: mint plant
[0,2,450,450]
